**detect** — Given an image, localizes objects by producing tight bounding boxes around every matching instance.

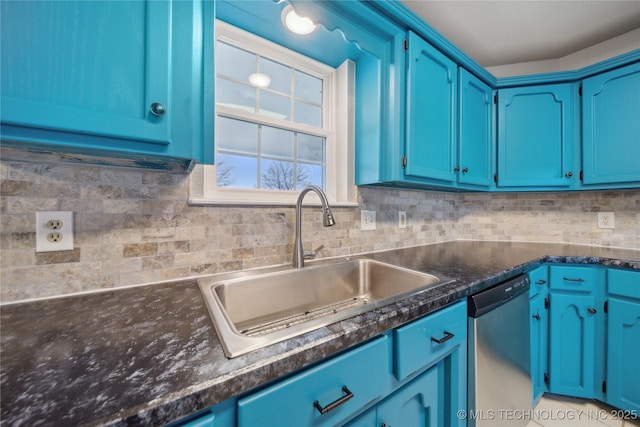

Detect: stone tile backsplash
[1,160,638,302]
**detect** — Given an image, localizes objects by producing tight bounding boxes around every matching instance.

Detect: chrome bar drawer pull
[430,330,454,344]
[313,386,353,414]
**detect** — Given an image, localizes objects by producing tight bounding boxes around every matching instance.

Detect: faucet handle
[303,251,316,260]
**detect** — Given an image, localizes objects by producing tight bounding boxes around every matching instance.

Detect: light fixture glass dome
[281,4,317,35]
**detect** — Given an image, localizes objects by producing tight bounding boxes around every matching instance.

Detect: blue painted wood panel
[405,31,457,183]
[582,61,640,186]
[548,293,596,398]
[607,298,640,413]
[458,68,494,187]
[497,84,576,188]
[1,0,211,166]
[1,1,170,143]
[375,365,440,427]
[237,335,391,427]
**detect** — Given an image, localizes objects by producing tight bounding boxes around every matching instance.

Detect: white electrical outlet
[597,212,615,229]
[361,210,376,231]
[36,211,74,252]
[399,211,407,229]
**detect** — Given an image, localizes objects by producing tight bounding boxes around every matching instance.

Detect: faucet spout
[293,185,335,268]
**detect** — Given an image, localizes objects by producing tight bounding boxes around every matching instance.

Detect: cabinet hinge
[494,94,498,104]
[604,300,608,313]
[544,373,549,386]
[544,297,550,310]
[402,155,407,168]
[404,39,409,51]
[579,170,583,181]
[579,85,582,96]
[602,380,607,393]
[493,173,498,184]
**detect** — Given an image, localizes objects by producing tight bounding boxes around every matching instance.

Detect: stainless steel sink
[198,259,452,357]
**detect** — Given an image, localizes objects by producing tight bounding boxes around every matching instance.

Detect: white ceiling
[400,1,640,68]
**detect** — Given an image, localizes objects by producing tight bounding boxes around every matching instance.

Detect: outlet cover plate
[361,210,376,231]
[36,211,74,252]
[399,211,407,229]
[597,212,615,229]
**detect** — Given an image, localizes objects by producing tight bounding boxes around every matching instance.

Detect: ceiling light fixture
[248,72,271,88]
[281,4,317,35]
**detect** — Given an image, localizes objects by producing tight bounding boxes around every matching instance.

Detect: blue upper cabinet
[405,32,457,184]
[497,83,578,189]
[581,61,640,188]
[0,0,212,171]
[458,68,494,188]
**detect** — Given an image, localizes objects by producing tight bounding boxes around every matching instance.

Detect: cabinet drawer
[394,300,466,380]
[529,265,549,298]
[549,265,597,292]
[608,268,640,300]
[237,335,391,427]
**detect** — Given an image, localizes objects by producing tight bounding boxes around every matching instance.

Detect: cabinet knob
[462,167,469,174]
[565,171,573,178]
[454,166,460,172]
[532,314,541,320]
[150,102,167,116]
[587,307,597,314]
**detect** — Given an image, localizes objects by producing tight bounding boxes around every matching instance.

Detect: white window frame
[189,20,357,206]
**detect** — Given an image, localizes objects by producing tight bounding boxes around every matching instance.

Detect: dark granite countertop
[1,241,639,426]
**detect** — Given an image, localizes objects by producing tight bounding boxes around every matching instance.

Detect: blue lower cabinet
[605,268,640,414]
[548,292,598,398]
[237,335,392,427]
[172,399,235,427]
[237,300,467,427]
[177,413,215,427]
[606,298,640,413]
[530,291,548,405]
[375,364,440,427]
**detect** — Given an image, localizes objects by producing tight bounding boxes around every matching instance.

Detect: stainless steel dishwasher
[467,274,531,427]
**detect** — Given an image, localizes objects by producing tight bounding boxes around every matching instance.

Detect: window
[190,20,356,206]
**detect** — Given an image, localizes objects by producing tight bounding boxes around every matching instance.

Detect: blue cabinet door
[0,0,209,164]
[405,31,457,183]
[548,293,597,398]
[376,365,440,427]
[582,62,640,186]
[530,291,548,406]
[607,297,640,413]
[497,84,576,188]
[458,68,494,188]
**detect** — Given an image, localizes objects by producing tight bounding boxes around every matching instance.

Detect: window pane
[261,159,296,190]
[260,57,291,95]
[217,78,256,112]
[259,91,290,120]
[217,154,258,189]
[262,126,294,159]
[217,117,258,154]
[297,133,325,163]
[294,101,322,127]
[216,41,256,81]
[298,163,323,188]
[295,70,322,104]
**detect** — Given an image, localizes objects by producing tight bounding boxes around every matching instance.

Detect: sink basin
[198,259,451,357]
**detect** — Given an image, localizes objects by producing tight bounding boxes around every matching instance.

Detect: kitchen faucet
[293,185,336,268]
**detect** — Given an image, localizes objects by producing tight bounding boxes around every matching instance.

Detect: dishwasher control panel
[468,274,531,318]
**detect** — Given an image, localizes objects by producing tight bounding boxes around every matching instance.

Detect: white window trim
[189,20,357,206]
